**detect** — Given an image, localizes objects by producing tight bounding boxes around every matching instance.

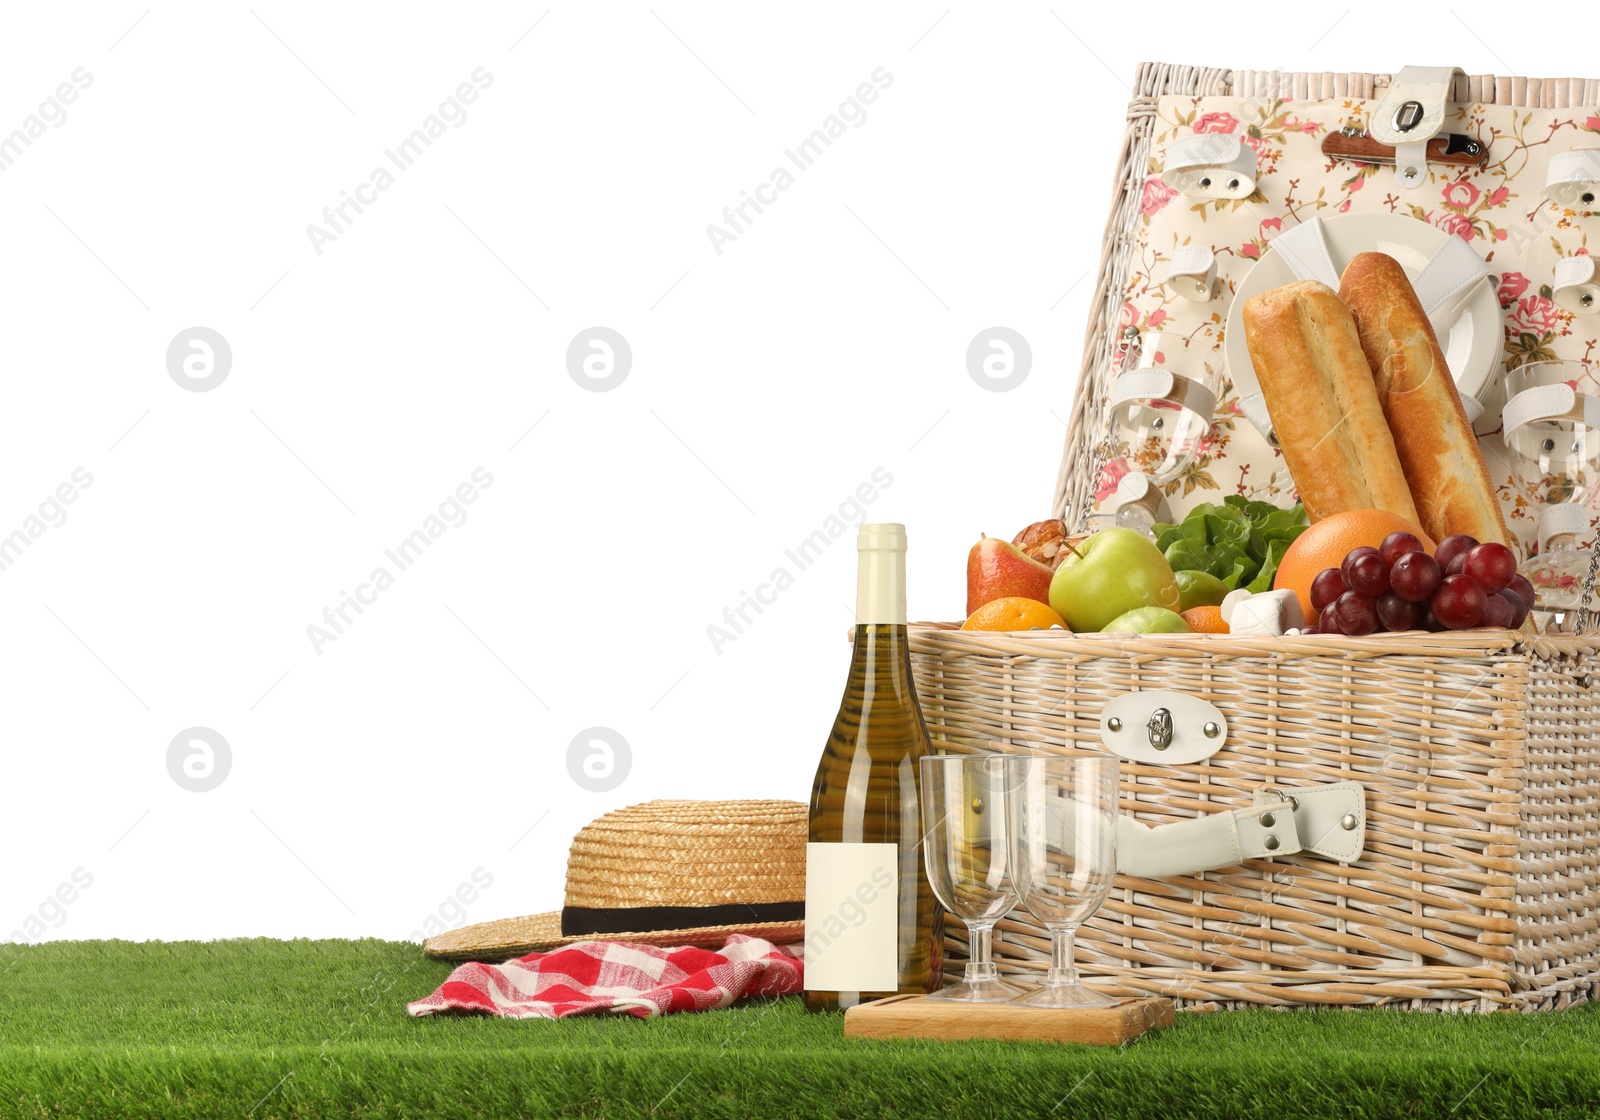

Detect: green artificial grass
[0,940,1597,1119]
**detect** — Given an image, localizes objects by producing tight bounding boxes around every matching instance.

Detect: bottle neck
[856,547,907,625]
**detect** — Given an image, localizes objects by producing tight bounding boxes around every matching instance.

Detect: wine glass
[918,754,1029,1002]
[1006,754,1120,1007]
[1108,332,1218,485]
[1503,360,1600,508]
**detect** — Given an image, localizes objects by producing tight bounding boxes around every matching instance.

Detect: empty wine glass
[1006,754,1120,1007]
[1107,332,1218,485]
[919,754,1029,1002]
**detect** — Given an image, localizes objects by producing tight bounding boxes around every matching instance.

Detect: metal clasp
[1146,708,1173,751]
[1393,100,1425,132]
[1261,786,1300,811]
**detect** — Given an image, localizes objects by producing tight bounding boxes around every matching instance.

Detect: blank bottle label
[803,842,898,992]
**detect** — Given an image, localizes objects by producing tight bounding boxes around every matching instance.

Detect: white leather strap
[1111,471,1170,523]
[1460,392,1485,425]
[1553,255,1600,315]
[1109,368,1174,406]
[1538,502,1591,552]
[1546,150,1600,210]
[1370,66,1465,189]
[1502,382,1600,437]
[1161,134,1258,200]
[1108,779,1366,877]
[1412,235,1492,315]
[1165,245,1217,302]
[1108,369,1217,422]
[1254,781,1366,864]
[1116,798,1296,878]
[1268,217,1340,289]
[1238,390,1276,444]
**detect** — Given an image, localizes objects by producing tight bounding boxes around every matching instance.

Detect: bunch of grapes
[1305,532,1535,636]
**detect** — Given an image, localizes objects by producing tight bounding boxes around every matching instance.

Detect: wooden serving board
[842,994,1175,1046]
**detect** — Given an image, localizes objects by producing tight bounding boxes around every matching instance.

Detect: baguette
[1338,252,1513,548]
[1241,279,1422,525]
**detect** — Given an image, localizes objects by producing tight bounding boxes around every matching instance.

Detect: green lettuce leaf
[1151,500,1309,596]
[1156,517,1207,554]
[1247,535,1300,594]
[1164,539,1215,575]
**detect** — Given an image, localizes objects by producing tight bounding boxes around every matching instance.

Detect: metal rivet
[1264,835,1281,851]
[1226,177,1240,192]
[1340,813,1358,831]
[971,797,984,815]
[1579,674,1593,689]
[1543,438,1557,454]
[1585,191,1596,206]
[1198,176,1212,189]
[1107,717,1123,733]
[1259,812,1277,828]
[1585,293,1595,308]
[1203,722,1221,739]
[1152,416,1165,429]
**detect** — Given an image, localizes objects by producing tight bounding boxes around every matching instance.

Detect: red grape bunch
[1304,532,1534,636]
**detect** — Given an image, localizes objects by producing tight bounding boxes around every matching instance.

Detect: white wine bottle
[804,522,942,1012]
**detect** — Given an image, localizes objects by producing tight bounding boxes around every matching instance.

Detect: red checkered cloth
[407,934,804,1019]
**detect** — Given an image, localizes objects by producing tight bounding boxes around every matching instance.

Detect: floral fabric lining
[1098,94,1600,551]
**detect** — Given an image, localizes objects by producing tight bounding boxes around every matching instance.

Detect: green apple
[1049,527,1181,632]
[1101,606,1191,635]
[1174,570,1229,612]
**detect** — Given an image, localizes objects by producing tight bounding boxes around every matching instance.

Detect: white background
[0,3,1541,942]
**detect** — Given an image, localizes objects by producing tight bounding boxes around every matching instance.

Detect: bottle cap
[857,523,907,552]
[855,524,907,624]
[1537,502,1590,552]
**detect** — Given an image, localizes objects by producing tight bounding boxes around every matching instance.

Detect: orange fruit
[961,597,1069,632]
[1180,606,1229,633]
[1274,509,1435,622]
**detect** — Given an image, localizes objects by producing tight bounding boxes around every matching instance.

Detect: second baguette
[1338,251,1514,549]
[1241,279,1422,525]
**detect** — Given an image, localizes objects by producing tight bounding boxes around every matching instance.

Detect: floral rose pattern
[1099,92,1600,555]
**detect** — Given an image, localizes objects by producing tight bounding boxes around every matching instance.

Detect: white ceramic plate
[1223,213,1504,434]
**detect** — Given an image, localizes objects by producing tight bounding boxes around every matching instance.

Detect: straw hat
[424,799,806,961]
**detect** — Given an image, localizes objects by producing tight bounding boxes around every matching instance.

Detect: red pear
[967,535,1057,616]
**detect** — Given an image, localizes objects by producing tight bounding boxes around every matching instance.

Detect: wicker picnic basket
[918,62,1600,1012]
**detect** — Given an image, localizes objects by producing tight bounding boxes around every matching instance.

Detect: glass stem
[1047,926,1079,988]
[965,921,997,982]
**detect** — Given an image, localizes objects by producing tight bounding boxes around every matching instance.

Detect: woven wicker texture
[424,799,806,961]
[910,625,1600,1011]
[563,799,805,909]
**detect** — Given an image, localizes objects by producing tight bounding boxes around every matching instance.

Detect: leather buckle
[1368,65,1466,188]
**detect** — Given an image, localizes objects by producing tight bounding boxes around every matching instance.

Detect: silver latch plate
[1099,689,1229,764]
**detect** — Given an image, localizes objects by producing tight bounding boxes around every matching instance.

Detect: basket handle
[1042,779,1366,878]
[1113,780,1365,877]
